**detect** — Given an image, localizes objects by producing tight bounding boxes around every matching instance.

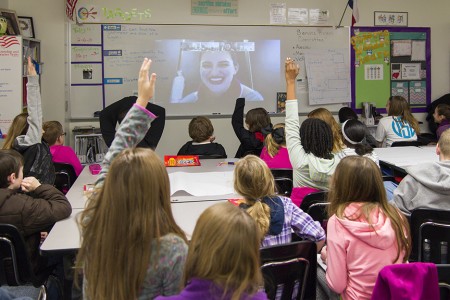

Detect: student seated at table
[320,156,411,300]
[433,103,450,139]
[234,155,325,249]
[75,59,188,300]
[232,97,272,158]
[375,96,420,147]
[338,119,379,165]
[308,107,345,154]
[177,116,227,158]
[2,57,55,184]
[42,121,83,176]
[156,202,268,300]
[338,106,378,148]
[284,59,340,205]
[0,149,72,276]
[100,95,166,149]
[260,123,292,169]
[393,129,450,216]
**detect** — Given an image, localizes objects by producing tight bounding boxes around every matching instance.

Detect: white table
[374,146,438,169]
[41,158,239,254]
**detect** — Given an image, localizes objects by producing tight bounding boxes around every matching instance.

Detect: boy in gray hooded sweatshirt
[393,129,450,216]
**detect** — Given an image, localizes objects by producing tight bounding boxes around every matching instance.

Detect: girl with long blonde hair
[233,155,325,249]
[375,96,420,147]
[260,123,292,169]
[76,58,188,300]
[321,156,411,300]
[308,107,345,153]
[156,202,267,300]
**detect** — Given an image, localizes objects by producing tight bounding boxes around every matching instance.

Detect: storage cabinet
[73,127,108,164]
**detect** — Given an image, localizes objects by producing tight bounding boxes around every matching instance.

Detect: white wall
[5,0,449,157]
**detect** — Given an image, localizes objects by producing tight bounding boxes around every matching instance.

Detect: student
[393,129,450,216]
[260,123,292,169]
[99,95,166,149]
[321,156,411,300]
[308,107,345,153]
[284,59,340,190]
[177,116,227,158]
[0,149,72,275]
[433,103,450,139]
[375,96,420,147]
[156,202,268,300]
[42,121,83,176]
[234,155,325,249]
[232,97,272,158]
[177,51,263,104]
[338,119,379,165]
[338,106,378,148]
[2,57,55,184]
[76,59,188,300]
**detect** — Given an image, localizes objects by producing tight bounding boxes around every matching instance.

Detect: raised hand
[27,56,37,76]
[136,58,157,107]
[285,57,299,83]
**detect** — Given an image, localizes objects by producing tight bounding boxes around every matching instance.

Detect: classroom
[1,0,450,299]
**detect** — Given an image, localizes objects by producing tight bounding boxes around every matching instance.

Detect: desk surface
[374,146,438,168]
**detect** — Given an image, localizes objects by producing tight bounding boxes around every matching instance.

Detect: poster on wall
[0,36,22,137]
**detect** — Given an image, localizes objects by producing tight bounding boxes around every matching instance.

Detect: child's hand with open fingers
[21,177,41,193]
[27,56,37,76]
[136,58,157,108]
[285,57,299,83]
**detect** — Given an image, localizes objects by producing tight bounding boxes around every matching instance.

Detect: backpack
[18,141,55,185]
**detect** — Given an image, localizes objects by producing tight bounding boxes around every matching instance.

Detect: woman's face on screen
[200,51,238,95]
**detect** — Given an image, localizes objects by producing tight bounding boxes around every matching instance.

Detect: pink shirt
[50,145,83,176]
[326,203,406,300]
[260,146,292,169]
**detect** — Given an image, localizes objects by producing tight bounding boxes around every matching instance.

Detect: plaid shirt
[261,196,326,248]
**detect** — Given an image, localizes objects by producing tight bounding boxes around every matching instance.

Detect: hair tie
[272,127,285,144]
[342,120,362,145]
[261,124,273,136]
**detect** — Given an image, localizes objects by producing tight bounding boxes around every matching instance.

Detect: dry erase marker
[212,112,221,115]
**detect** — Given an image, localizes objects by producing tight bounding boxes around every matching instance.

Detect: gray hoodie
[393,161,450,216]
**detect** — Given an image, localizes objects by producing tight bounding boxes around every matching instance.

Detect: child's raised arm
[95,58,157,186]
[15,57,42,148]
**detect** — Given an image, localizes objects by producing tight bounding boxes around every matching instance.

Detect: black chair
[437,264,450,300]
[299,191,327,212]
[306,202,329,233]
[53,163,78,194]
[260,240,317,300]
[391,141,423,147]
[271,169,294,197]
[410,209,450,263]
[0,224,53,299]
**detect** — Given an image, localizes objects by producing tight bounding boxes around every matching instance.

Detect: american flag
[66,0,79,21]
[0,36,20,48]
[348,0,359,26]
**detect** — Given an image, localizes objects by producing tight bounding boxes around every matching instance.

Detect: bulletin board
[68,23,351,118]
[350,27,431,113]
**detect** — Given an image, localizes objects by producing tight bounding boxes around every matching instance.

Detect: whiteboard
[69,24,350,118]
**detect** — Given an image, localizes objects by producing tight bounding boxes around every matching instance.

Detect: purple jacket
[155,278,268,300]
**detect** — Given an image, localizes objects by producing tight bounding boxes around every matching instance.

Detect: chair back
[0,224,38,286]
[437,264,450,300]
[306,202,329,233]
[410,209,450,263]
[260,240,316,300]
[270,169,294,197]
[299,191,327,212]
[53,163,77,194]
[391,141,423,147]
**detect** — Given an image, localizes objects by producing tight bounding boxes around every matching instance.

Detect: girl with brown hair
[76,58,188,300]
[375,96,420,147]
[308,107,345,153]
[156,202,268,300]
[321,156,411,299]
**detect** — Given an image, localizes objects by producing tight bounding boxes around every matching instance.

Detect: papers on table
[168,171,234,197]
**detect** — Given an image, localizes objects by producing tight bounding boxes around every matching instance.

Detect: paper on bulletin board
[288,8,308,25]
[409,81,426,105]
[391,81,408,101]
[411,40,426,61]
[270,3,286,24]
[71,63,103,84]
[392,40,411,56]
[0,36,23,137]
[364,64,383,80]
[401,63,421,80]
[309,9,329,25]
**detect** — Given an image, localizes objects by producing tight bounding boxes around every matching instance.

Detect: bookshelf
[73,126,108,165]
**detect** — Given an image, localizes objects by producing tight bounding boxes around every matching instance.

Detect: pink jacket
[50,145,83,176]
[260,146,292,169]
[326,203,406,300]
